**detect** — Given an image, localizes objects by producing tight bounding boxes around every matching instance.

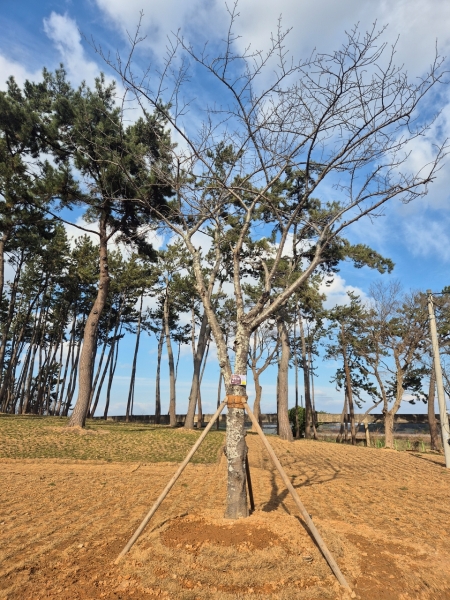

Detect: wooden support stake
[245,456,255,512]
[244,402,351,591]
[115,401,227,563]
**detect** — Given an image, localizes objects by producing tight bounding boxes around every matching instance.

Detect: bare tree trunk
[104,323,122,419]
[185,311,210,429]
[0,228,11,303]
[163,287,177,427]
[428,367,442,451]
[336,394,348,443]
[0,250,25,376]
[294,314,300,439]
[223,328,249,519]
[299,318,312,439]
[89,335,114,418]
[52,335,65,415]
[341,325,356,445]
[55,312,76,416]
[155,323,163,425]
[63,334,82,417]
[308,346,318,440]
[384,410,395,449]
[195,335,210,429]
[69,213,110,427]
[277,317,293,442]
[126,293,143,422]
[251,368,262,432]
[216,371,223,430]
[87,309,112,416]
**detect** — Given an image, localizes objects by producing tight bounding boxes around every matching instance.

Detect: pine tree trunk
[0,251,24,376]
[0,228,10,303]
[216,371,223,431]
[55,312,76,416]
[251,368,262,432]
[294,315,300,439]
[308,347,318,440]
[163,288,177,427]
[428,367,442,451]
[155,323,163,425]
[89,336,114,418]
[63,336,82,417]
[87,309,112,416]
[341,325,356,445]
[299,318,312,439]
[277,318,293,442]
[69,214,110,427]
[196,335,210,429]
[185,312,210,429]
[336,394,348,443]
[126,294,143,422]
[104,323,121,419]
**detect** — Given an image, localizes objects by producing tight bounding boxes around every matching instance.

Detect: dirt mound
[129,510,344,599]
[161,515,283,551]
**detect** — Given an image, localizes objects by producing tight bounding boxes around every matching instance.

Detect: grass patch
[0,415,225,463]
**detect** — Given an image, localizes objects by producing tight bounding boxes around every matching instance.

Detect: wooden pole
[115,400,227,563]
[245,456,255,512]
[244,402,351,591]
[427,291,450,468]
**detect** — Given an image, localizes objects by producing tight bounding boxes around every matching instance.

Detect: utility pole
[427,290,450,468]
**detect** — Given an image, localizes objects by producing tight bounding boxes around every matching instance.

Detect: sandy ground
[1,435,450,599]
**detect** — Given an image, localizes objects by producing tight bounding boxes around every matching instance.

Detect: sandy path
[1,437,449,599]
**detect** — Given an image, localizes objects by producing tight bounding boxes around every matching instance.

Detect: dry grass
[0,415,225,463]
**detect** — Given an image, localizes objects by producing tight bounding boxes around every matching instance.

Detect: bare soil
[1,435,450,599]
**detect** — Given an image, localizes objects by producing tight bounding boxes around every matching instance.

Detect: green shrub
[288,406,306,437]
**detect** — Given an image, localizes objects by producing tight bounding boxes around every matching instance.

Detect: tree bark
[126,293,143,422]
[87,308,113,416]
[155,322,164,425]
[251,368,262,431]
[299,318,312,439]
[336,393,348,443]
[277,317,293,442]
[308,346,318,440]
[69,213,110,427]
[341,324,356,445]
[185,311,210,429]
[104,323,122,419]
[428,367,442,451]
[63,334,82,417]
[294,314,300,439]
[224,404,248,519]
[0,250,24,377]
[0,228,11,303]
[223,330,249,519]
[216,371,223,430]
[163,286,177,427]
[384,410,395,449]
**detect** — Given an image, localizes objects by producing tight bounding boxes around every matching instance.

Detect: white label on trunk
[231,374,247,385]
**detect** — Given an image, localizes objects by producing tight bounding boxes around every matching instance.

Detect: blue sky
[2,0,450,417]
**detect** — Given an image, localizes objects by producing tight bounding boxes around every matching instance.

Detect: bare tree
[100,12,447,517]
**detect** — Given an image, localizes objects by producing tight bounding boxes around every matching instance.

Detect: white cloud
[319,274,368,309]
[403,216,450,263]
[43,12,114,89]
[0,54,41,90]
[94,0,450,77]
